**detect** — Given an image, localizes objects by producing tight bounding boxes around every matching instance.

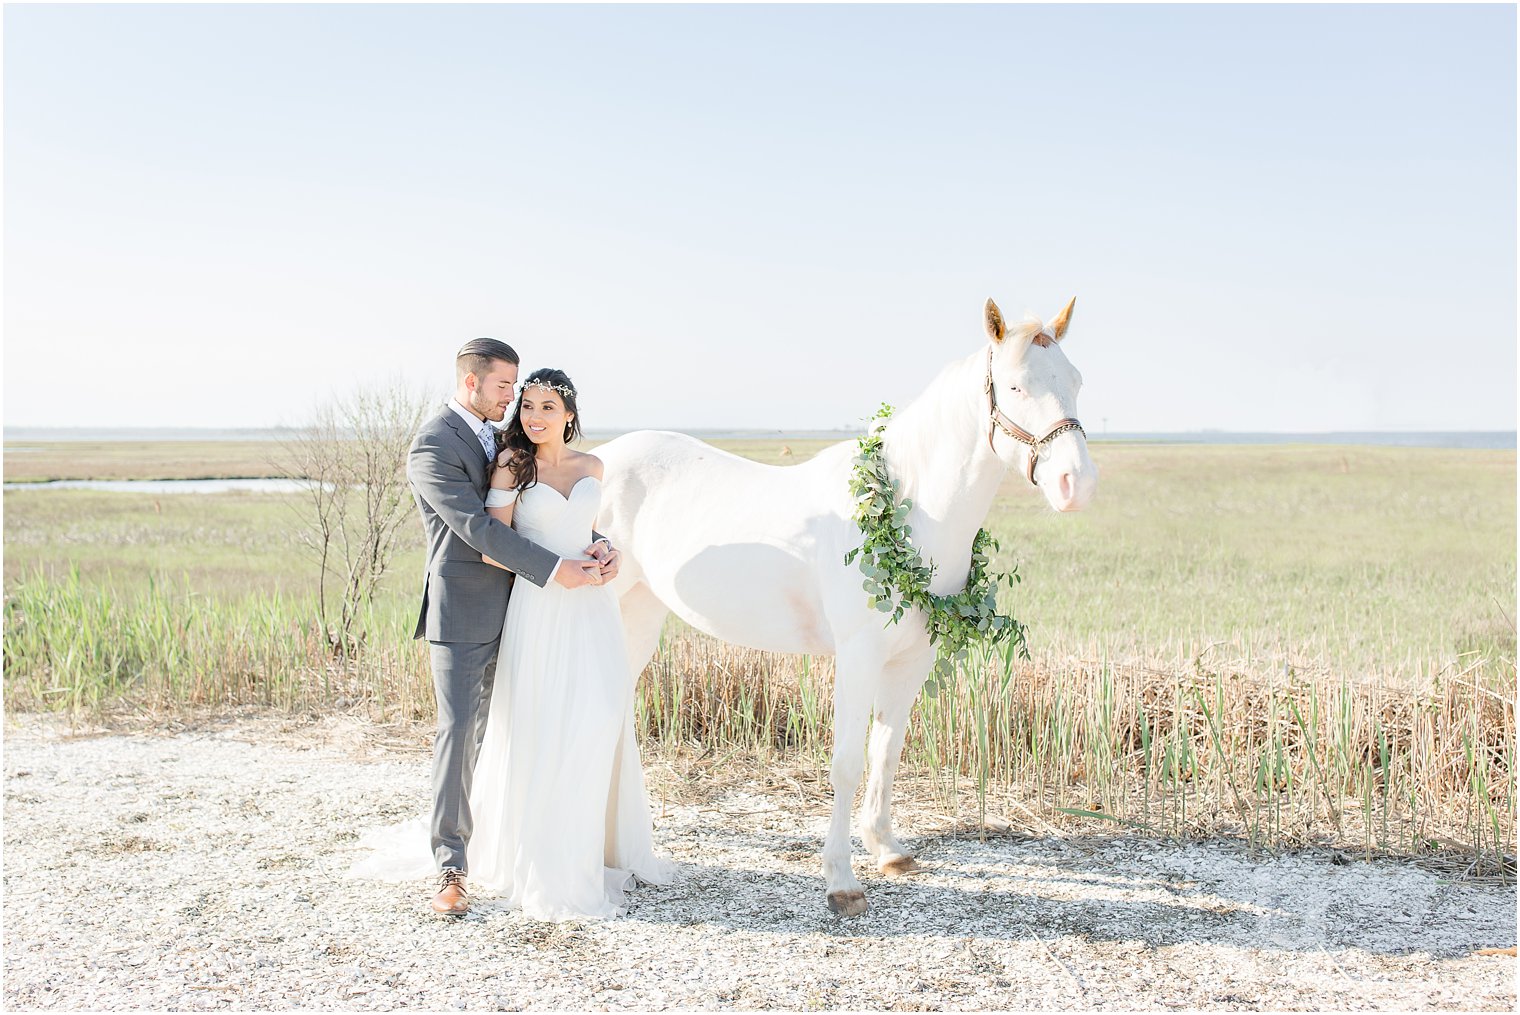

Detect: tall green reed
[3,566,426,715]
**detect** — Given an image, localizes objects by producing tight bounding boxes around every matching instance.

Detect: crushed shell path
[3,717,1515,1011]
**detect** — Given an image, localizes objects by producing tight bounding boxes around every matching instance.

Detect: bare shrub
[275,381,437,656]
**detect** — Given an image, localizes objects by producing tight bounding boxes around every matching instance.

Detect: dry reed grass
[634,627,1515,871]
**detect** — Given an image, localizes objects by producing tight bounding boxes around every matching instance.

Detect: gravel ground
[4,714,1515,1011]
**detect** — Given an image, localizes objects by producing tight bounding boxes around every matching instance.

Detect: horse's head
[982,296,1098,512]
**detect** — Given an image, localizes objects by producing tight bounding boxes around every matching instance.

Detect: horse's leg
[618,579,670,684]
[822,636,882,917]
[861,642,935,875]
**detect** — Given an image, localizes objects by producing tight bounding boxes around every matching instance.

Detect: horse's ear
[1049,297,1076,342]
[984,298,1006,343]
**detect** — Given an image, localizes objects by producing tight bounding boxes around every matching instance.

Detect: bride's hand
[585,541,620,582]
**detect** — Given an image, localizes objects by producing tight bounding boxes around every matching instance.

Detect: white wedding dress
[348,475,675,920]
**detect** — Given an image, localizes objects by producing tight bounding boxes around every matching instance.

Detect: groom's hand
[553,558,604,589]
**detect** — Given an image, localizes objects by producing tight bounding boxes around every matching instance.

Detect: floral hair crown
[520,379,576,400]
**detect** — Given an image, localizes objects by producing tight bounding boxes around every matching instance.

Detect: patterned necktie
[476,422,496,463]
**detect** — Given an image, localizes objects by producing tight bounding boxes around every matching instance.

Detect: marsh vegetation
[3,438,1514,867]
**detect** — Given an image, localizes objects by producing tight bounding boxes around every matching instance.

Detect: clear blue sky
[5,4,1515,432]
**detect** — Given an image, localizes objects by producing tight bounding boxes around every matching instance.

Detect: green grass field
[6,438,1513,685]
[993,443,1516,685]
[4,437,1515,861]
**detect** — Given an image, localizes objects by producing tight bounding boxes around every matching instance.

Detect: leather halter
[985,346,1086,487]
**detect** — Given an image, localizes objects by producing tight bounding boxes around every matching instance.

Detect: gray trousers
[429,638,501,873]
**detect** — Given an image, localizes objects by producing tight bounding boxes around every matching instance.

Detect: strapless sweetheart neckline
[531,475,600,502]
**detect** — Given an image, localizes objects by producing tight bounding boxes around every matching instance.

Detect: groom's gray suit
[407,406,565,873]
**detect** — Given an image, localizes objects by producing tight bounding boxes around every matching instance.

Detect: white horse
[597,297,1097,916]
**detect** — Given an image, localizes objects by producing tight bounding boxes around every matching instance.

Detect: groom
[407,337,617,916]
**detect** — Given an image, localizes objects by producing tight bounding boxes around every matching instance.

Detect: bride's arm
[482,453,518,569]
[584,455,621,582]
[587,455,606,533]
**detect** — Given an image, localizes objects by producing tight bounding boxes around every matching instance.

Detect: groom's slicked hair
[456,338,520,381]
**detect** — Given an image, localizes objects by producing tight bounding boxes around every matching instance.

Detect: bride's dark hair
[498,368,583,493]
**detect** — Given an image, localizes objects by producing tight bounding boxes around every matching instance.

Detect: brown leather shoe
[431,868,470,916]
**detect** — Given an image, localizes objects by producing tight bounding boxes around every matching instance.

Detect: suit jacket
[407,408,563,643]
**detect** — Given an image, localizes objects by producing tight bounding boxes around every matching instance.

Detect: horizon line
[4,426,1516,439]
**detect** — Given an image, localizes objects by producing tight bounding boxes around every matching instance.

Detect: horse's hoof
[879,855,922,876]
[826,890,868,917]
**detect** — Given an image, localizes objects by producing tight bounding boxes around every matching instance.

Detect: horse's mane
[1010,313,1053,348]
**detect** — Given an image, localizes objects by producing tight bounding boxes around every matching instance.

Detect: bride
[351,368,675,920]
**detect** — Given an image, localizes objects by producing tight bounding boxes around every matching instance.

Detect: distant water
[2,426,1514,451]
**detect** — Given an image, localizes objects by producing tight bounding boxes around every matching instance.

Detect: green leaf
[845,402,1029,671]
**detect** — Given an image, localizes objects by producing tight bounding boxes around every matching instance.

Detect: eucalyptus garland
[844,404,1030,694]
